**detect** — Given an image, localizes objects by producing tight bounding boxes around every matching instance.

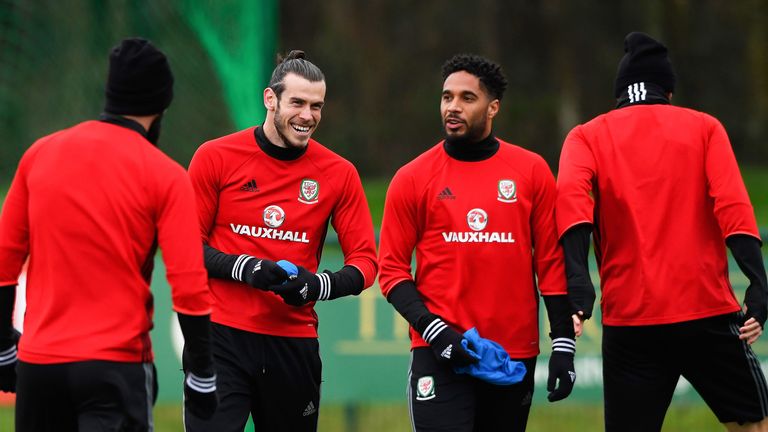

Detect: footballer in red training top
[0,38,217,429]
[379,53,577,431]
[557,32,768,431]
[184,51,378,432]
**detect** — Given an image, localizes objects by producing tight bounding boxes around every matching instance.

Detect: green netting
[181,0,277,130]
[0,0,276,178]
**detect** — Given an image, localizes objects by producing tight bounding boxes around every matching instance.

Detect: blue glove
[276,260,299,279]
[454,328,527,386]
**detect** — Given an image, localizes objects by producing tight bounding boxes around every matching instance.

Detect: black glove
[547,338,576,402]
[385,282,478,367]
[421,316,478,368]
[179,313,218,420]
[182,346,218,420]
[203,245,291,289]
[240,257,290,290]
[0,328,20,393]
[269,266,333,307]
[184,372,218,419]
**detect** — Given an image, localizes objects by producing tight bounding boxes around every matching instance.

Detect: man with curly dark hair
[378,54,577,431]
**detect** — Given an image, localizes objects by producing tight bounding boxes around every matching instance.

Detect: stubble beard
[444,112,488,145]
[274,105,309,149]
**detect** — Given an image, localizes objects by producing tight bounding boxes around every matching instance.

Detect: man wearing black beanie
[0,37,217,430]
[557,32,768,431]
[101,37,175,145]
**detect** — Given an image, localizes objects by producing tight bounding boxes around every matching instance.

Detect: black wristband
[203,244,239,280]
[203,243,263,283]
[323,265,364,300]
[0,286,15,344]
[177,313,214,376]
[562,223,596,319]
[727,234,768,326]
[727,235,767,286]
[543,294,576,339]
[386,281,434,334]
[562,224,592,284]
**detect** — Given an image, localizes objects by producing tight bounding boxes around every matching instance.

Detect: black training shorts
[603,312,768,431]
[16,360,156,432]
[184,323,322,432]
[408,347,536,432]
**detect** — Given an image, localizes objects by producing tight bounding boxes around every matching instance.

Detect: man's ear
[264,87,277,111]
[487,99,500,120]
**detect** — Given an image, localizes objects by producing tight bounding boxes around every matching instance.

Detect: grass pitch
[0,402,722,431]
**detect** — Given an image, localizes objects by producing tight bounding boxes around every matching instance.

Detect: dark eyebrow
[443,89,479,98]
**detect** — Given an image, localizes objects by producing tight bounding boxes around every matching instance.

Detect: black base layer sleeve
[727,234,768,327]
[0,286,15,345]
[561,223,597,319]
[324,265,365,300]
[203,243,255,281]
[177,313,214,376]
[543,295,576,339]
[386,281,435,334]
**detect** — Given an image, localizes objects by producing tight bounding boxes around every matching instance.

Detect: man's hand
[0,329,20,393]
[547,338,576,402]
[269,266,332,307]
[740,316,763,345]
[422,316,478,368]
[241,257,290,290]
[572,312,585,337]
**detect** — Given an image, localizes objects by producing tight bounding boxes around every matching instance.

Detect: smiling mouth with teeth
[292,124,311,133]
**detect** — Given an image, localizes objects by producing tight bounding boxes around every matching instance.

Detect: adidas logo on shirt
[240,179,259,192]
[303,401,317,416]
[441,344,453,359]
[437,187,456,200]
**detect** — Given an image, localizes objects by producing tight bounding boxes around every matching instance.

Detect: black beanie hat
[104,38,174,115]
[614,32,675,98]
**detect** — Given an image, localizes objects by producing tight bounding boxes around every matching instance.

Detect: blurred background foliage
[1,0,767,181]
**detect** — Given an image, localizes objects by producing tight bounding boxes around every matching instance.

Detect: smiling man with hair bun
[185,50,378,431]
